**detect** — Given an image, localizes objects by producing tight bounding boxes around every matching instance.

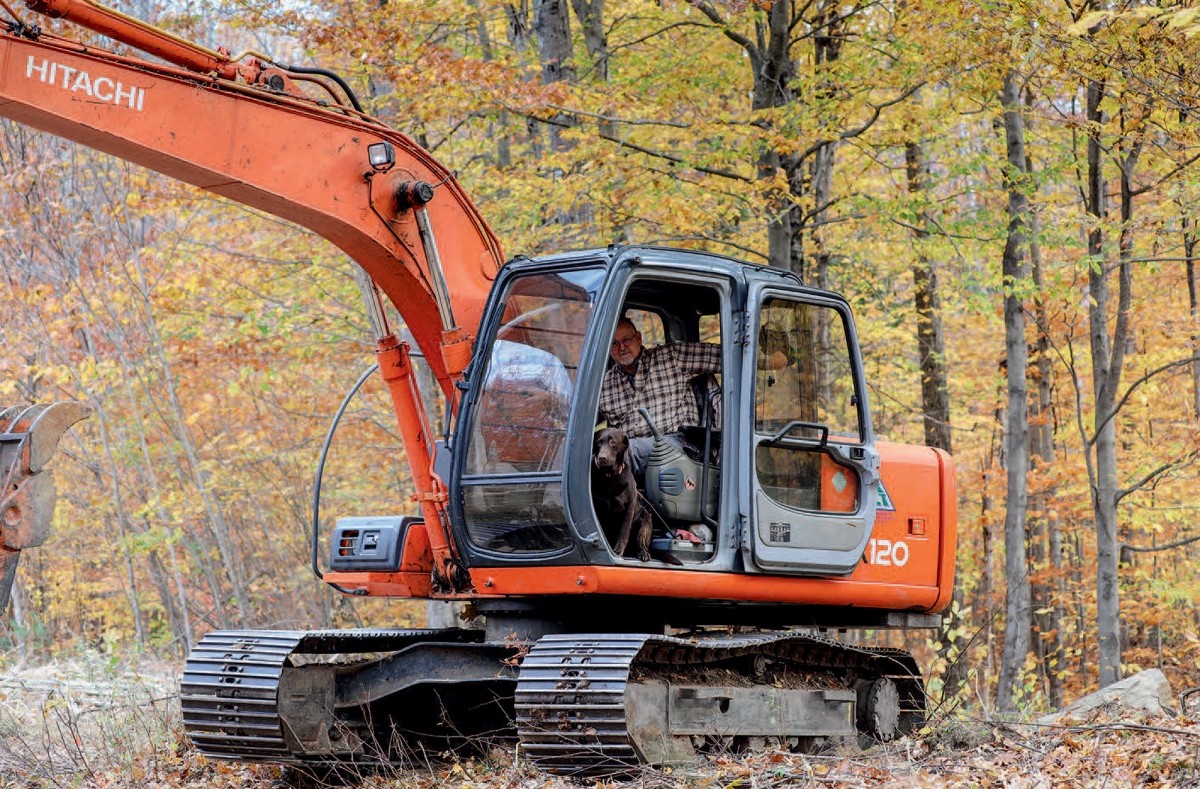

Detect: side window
[622,308,664,346]
[755,299,860,438]
[754,298,861,514]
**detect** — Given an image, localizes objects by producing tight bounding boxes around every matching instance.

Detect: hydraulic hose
[310,363,378,593]
[280,62,364,113]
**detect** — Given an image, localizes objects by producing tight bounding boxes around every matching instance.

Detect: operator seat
[680,373,721,463]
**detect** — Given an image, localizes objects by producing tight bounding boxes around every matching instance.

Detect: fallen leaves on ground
[0,660,1196,788]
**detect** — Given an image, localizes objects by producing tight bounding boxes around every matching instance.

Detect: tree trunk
[691,0,808,271]
[980,447,997,683]
[1185,218,1199,419]
[505,2,542,160]
[1084,74,1122,688]
[10,581,27,662]
[996,69,1031,713]
[472,0,512,168]
[534,0,575,154]
[1024,88,1064,708]
[787,2,842,282]
[905,141,953,452]
[905,137,964,697]
[166,537,193,655]
[804,6,842,400]
[754,0,796,271]
[92,407,147,649]
[128,252,249,626]
[1029,217,1065,707]
[569,0,608,82]
[1174,99,1199,419]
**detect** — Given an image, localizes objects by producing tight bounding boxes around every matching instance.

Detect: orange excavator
[0,0,957,775]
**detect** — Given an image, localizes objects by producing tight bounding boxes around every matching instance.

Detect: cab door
[743,288,880,576]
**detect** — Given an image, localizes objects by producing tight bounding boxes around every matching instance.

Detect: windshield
[465,268,604,475]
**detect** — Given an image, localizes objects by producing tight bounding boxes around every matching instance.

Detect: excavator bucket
[0,402,91,612]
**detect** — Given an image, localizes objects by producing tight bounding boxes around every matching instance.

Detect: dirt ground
[0,657,1196,788]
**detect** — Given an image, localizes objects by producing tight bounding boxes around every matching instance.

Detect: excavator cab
[449,246,881,578]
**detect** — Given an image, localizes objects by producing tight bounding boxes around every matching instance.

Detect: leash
[635,490,704,544]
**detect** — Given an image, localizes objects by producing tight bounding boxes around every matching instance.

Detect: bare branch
[1095,355,1196,438]
[887,217,999,243]
[594,128,749,181]
[793,81,927,162]
[1129,148,1200,196]
[543,105,689,129]
[1116,447,1200,504]
[651,235,768,262]
[608,20,719,55]
[507,106,751,181]
[1063,329,1101,496]
[688,0,755,53]
[1120,533,1200,553]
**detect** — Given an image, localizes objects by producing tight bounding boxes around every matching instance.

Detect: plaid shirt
[599,342,722,438]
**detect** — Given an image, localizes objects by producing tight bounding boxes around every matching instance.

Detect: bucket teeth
[0,401,91,611]
[0,402,92,473]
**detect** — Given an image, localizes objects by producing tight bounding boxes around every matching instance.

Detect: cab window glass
[699,314,721,344]
[466,268,603,476]
[622,308,664,346]
[755,299,860,440]
[754,298,860,514]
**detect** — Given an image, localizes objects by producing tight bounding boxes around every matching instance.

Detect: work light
[367,142,395,172]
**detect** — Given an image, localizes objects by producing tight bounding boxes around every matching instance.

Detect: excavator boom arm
[0,13,504,393]
[0,2,506,592]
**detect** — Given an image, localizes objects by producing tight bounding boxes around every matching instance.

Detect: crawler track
[514,631,925,775]
[181,628,924,775]
[180,628,483,762]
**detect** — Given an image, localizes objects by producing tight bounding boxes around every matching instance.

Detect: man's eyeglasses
[611,335,639,349]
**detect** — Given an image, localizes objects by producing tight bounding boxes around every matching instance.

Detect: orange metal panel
[325,441,957,611]
[325,571,432,598]
[325,565,940,610]
[819,453,859,512]
[397,522,433,573]
[932,447,958,613]
[869,441,957,612]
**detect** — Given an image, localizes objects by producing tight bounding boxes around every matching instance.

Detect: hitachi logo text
[26,56,145,111]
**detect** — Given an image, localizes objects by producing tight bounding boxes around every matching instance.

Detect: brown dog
[592,427,652,561]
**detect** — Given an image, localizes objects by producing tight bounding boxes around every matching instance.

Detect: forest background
[1,0,1198,720]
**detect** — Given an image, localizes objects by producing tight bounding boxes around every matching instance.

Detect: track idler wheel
[855,676,902,742]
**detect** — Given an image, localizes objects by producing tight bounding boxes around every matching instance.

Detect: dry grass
[0,653,186,786]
